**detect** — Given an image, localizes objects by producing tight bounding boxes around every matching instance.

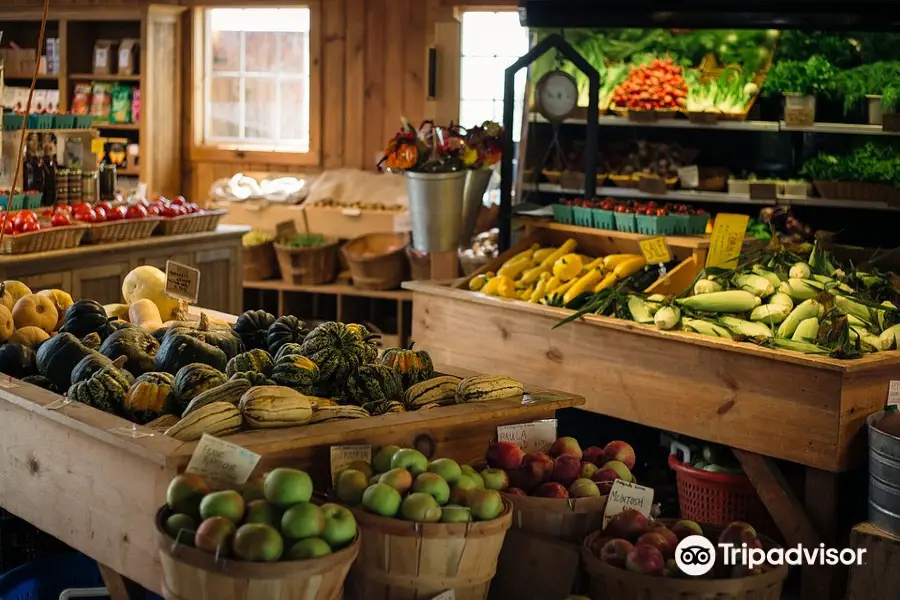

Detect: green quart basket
[25,193,43,210]
[572,206,593,227]
[613,212,637,233]
[636,214,676,235]
[689,213,710,235]
[591,209,615,231]
[671,214,691,234]
[552,203,574,225]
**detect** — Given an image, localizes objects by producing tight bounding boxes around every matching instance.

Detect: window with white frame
[204,7,310,152]
[459,11,530,142]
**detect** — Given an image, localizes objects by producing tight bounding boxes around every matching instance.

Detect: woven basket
[83,217,161,244]
[156,210,227,236]
[243,242,278,282]
[274,239,340,285]
[0,223,89,254]
[341,232,409,290]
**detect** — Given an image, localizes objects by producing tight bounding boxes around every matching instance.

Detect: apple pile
[589,511,771,578]
[334,445,505,523]
[480,437,636,499]
[163,467,357,562]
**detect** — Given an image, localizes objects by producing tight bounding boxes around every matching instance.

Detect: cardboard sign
[497,419,557,453]
[638,236,672,265]
[165,260,200,303]
[275,219,298,240]
[888,381,900,408]
[602,480,655,528]
[186,433,261,486]
[330,445,372,486]
[749,182,778,201]
[677,165,700,189]
[706,213,750,268]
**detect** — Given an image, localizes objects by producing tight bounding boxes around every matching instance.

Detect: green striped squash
[225,348,274,378]
[172,363,227,412]
[272,354,319,392]
[342,364,402,406]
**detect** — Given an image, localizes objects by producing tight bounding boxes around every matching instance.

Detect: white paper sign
[677,165,700,189]
[497,419,557,453]
[186,433,261,486]
[95,48,108,68]
[431,591,455,600]
[330,445,372,486]
[602,480,655,528]
[165,260,201,303]
[888,380,900,407]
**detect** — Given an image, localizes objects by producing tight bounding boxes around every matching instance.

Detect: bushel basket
[275,238,340,285]
[0,224,89,254]
[341,232,409,290]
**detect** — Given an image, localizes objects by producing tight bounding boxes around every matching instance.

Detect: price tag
[706,213,750,269]
[677,165,700,189]
[108,425,153,439]
[749,182,778,201]
[186,433,261,487]
[165,260,201,303]
[638,236,672,265]
[497,419,557,454]
[431,591,455,600]
[602,480,655,528]
[887,381,900,410]
[330,445,372,486]
[275,219,298,240]
[341,208,363,218]
[90,138,105,155]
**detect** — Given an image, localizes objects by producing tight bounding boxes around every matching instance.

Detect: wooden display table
[0,359,582,597]
[404,280,899,600]
[0,225,248,315]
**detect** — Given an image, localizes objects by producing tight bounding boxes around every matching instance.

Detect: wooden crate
[0,360,582,595]
[405,280,900,473]
[846,522,900,599]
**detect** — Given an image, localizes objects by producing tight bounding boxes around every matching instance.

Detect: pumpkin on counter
[232,310,276,350]
[38,289,74,330]
[124,372,176,424]
[0,343,37,378]
[8,326,50,348]
[35,332,97,390]
[0,305,13,343]
[100,326,159,376]
[172,363,227,412]
[266,315,308,356]
[225,348,274,378]
[67,356,133,415]
[12,294,58,334]
[0,281,32,312]
[379,341,435,389]
[59,299,115,340]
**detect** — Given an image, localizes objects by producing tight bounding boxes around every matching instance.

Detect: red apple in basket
[486,441,524,470]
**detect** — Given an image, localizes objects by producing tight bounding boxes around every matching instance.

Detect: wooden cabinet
[72,264,130,305]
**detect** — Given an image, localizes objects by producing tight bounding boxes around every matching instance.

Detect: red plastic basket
[668,453,768,527]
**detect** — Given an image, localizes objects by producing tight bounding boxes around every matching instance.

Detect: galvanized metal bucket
[460,168,493,247]
[867,411,900,536]
[405,170,467,252]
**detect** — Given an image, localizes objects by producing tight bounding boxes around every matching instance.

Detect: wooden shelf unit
[0,6,185,197]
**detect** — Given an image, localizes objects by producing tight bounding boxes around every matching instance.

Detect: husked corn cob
[776,299,822,339]
[718,316,773,338]
[676,290,761,313]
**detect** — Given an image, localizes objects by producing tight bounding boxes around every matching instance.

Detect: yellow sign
[638,236,672,264]
[706,213,750,268]
[90,138,105,156]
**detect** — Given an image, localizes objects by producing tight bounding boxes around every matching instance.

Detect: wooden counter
[0,362,582,595]
[0,225,248,314]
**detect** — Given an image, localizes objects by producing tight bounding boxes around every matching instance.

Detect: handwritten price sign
[638,236,672,265]
[165,260,200,303]
[706,214,750,269]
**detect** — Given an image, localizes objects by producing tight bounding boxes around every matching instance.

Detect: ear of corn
[789,262,812,279]
[676,290,761,313]
[776,299,822,338]
[718,316,773,338]
[779,279,820,301]
[734,274,775,298]
[751,265,782,289]
[767,292,794,309]
[627,296,655,324]
[791,317,819,342]
[750,303,791,325]
[771,337,828,354]
[834,295,884,323]
[846,313,870,328]
[654,306,681,330]
[682,318,732,339]
[879,324,900,350]
[693,279,723,295]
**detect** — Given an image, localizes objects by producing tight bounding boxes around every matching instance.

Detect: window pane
[245,32,277,73]
[211,31,240,72]
[245,77,277,140]
[279,79,307,143]
[278,32,306,74]
[461,57,504,101]
[209,76,240,138]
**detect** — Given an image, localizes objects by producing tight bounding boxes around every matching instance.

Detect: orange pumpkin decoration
[8,326,50,347]
[12,294,59,334]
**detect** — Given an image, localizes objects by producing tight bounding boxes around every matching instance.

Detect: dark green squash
[165,313,243,360]
[346,323,381,363]
[0,343,37,378]
[232,310,276,350]
[81,332,102,351]
[155,328,228,375]
[274,342,304,362]
[100,327,159,376]
[172,363,227,412]
[123,372,176,424]
[379,341,435,389]
[35,332,96,390]
[225,348,274,378]
[67,356,133,416]
[271,354,319,392]
[342,364,403,406]
[71,351,116,385]
[299,321,370,381]
[151,326,168,343]
[22,374,58,393]
[266,315,309,356]
[59,299,114,340]
[229,371,275,386]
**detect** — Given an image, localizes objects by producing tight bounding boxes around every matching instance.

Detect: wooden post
[846,522,900,599]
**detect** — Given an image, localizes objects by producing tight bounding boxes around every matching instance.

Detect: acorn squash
[35,332,96,390]
[164,313,243,359]
[346,323,381,363]
[154,317,229,374]
[123,372,176,424]
[0,343,37,378]
[342,364,403,406]
[299,321,371,381]
[232,309,276,350]
[225,348,274,378]
[266,315,309,356]
[172,363,227,412]
[379,341,435,389]
[272,354,319,392]
[67,356,133,415]
[229,371,276,386]
[100,326,159,376]
[71,351,117,385]
[274,342,303,362]
[59,299,114,340]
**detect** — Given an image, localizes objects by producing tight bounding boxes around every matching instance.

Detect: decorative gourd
[232,310,276,350]
[266,315,309,356]
[123,372,176,424]
[129,299,164,332]
[230,371,276,386]
[0,281,32,312]
[225,348,274,378]
[59,299,114,340]
[35,332,96,390]
[299,321,371,381]
[22,374,58,393]
[0,343,37,378]
[165,313,243,360]
[0,304,13,343]
[99,326,159,376]
[38,289,74,330]
[172,363,227,411]
[271,354,319,391]
[154,317,229,374]
[379,341,435,389]
[8,326,50,347]
[342,364,403,406]
[346,323,381,363]
[71,351,116,385]
[273,342,303,362]
[67,356,133,415]
[121,265,184,321]
[182,378,251,417]
[12,294,59,334]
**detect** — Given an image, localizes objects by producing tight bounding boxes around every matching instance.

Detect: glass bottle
[41,134,58,206]
[98,146,117,203]
[22,134,43,194]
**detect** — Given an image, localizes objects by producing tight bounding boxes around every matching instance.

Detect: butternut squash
[12,294,59,333]
[129,298,164,331]
[0,305,13,342]
[9,326,50,347]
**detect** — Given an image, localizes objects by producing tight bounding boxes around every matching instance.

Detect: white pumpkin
[121,265,184,321]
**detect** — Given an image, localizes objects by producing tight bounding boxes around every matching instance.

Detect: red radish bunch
[612,57,687,111]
